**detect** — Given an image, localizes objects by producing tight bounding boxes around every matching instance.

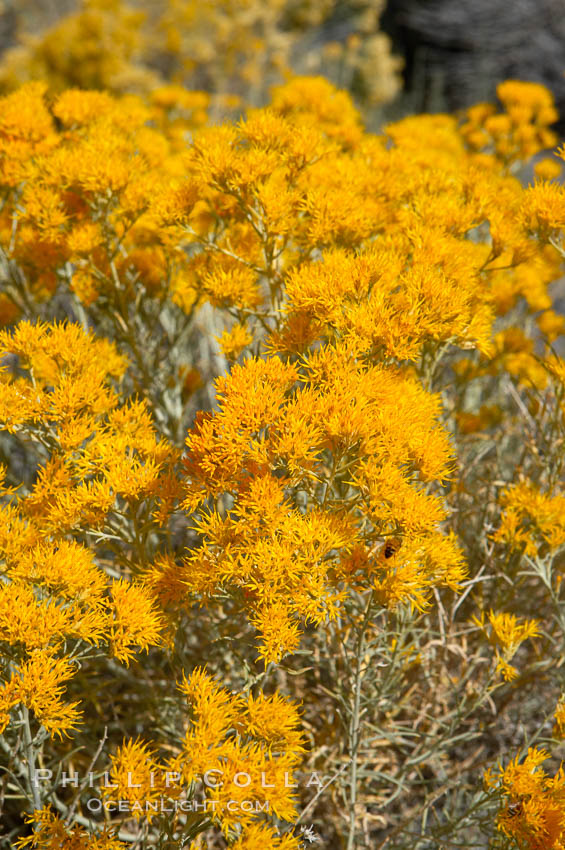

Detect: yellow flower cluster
[485,748,565,850]
[554,698,565,740]
[182,347,465,662]
[104,668,304,841]
[0,83,194,310]
[18,806,126,850]
[494,481,565,558]
[0,322,176,735]
[473,610,539,681]
[461,80,558,167]
[1,67,565,848]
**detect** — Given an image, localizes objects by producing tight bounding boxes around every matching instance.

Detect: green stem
[22,705,41,815]
[346,590,374,850]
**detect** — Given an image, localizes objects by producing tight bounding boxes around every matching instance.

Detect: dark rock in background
[382,0,565,127]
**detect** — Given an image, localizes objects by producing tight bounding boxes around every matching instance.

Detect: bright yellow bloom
[109,580,165,665]
[495,482,565,557]
[485,748,565,850]
[553,698,565,740]
[473,610,539,681]
[16,806,126,849]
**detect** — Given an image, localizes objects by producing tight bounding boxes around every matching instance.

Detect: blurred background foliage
[0,0,401,121]
[1,0,565,131]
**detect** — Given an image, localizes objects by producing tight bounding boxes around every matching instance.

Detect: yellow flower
[14,651,81,738]
[553,698,565,740]
[109,580,165,665]
[534,157,562,181]
[495,482,565,556]
[485,748,565,850]
[473,610,539,681]
[103,738,168,821]
[537,309,565,342]
[16,806,126,849]
[216,323,253,360]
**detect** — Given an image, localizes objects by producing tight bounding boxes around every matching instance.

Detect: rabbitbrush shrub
[1,69,565,850]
